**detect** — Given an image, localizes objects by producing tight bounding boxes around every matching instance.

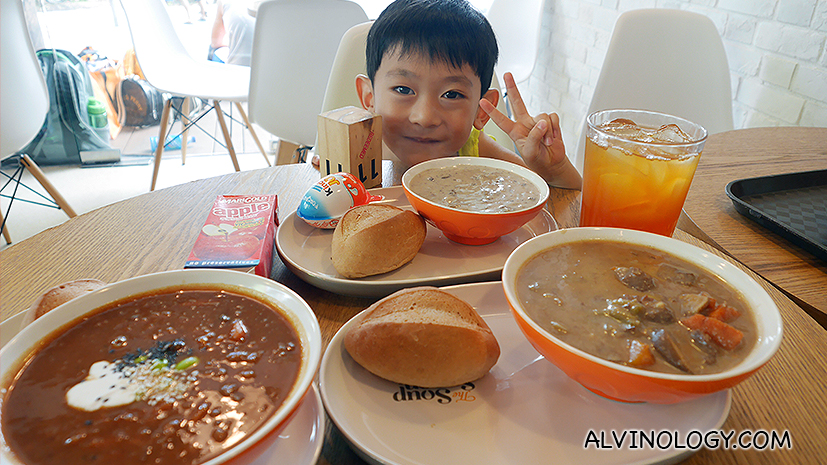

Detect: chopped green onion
[174,356,199,371]
[150,359,169,370]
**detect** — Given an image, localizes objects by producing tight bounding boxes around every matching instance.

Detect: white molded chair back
[1,0,77,241]
[249,0,369,148]
[572,9,734,172]
[486,0,545,86]
[319,20,514,152]
[120,0,250,101]
[120,0,269,190]
[321,21,373,114]
[1,0,49,157]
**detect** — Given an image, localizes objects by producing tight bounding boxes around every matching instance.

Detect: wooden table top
[1,161,825,464]
[682,127,827,327]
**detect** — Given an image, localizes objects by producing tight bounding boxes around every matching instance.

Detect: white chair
[486,0,545,120]
[248,0,369,164]
[119,0,270,191]
[486,0,545,87]
[319,21,515,153]
[1,0,77,244]
[320,21,374,115]
[572,9,734,172]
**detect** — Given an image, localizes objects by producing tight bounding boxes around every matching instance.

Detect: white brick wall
[526,0,827,158]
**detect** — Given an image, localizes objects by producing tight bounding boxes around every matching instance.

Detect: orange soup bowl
[502,227,783,404]
[0,269,322,465]
[402,157,550,245]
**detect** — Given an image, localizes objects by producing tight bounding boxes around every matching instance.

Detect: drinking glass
[579,109,707,236]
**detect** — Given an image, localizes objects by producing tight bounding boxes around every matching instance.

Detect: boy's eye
[443,90,465,100]
[393,86,414,95]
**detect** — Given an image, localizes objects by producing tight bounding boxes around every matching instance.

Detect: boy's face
[357,49,493,166]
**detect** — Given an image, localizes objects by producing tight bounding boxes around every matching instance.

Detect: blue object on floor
[150,134,196,151]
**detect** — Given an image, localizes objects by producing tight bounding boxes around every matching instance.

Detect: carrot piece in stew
[627,340,655,367]
[699,296,717,315]
[681,313,705,330]
[681,314,743,350]
[708,304,741,323]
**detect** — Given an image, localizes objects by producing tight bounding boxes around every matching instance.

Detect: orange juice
[579,110,706,236]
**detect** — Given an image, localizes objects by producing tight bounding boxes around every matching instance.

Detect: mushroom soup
[408,164,541,213]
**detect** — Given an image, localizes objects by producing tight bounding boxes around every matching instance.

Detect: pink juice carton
[185,195,279,277]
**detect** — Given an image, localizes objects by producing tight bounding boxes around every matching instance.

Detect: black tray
[725,169,827,263]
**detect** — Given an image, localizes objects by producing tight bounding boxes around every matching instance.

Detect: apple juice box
[185,195,279,277]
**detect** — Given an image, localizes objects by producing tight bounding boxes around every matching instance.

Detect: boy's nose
[409,98,441,127]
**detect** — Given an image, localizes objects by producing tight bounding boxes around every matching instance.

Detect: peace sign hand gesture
[480,72,579,188]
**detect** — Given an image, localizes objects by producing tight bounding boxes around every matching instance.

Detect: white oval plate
[1,312,325,465]
[276,186,557,297]
[320,282,732,465]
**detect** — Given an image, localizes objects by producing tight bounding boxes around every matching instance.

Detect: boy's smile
[358,50,489,166]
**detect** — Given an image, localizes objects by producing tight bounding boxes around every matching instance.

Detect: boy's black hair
[366,0,498,98]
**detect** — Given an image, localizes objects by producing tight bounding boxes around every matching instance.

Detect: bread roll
[21,279,106,329]
[344,286,500,387]
[332,204,426,278]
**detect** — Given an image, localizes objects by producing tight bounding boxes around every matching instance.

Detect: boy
[355,0,581,189]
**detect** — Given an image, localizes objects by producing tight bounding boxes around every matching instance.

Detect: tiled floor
[112,101,274,165]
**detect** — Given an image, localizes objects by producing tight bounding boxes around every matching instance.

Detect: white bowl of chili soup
[402,157,549,245]
[502,227,783,404]
[0,269,322,465]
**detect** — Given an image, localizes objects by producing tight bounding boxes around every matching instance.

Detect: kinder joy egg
[297,173,383,228]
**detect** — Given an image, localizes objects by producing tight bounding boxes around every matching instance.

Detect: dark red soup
[2,288,302,465]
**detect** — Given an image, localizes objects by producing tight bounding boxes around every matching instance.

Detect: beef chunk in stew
[613,266,656,291]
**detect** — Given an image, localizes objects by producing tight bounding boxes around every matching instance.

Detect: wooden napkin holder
[317,106,382,189]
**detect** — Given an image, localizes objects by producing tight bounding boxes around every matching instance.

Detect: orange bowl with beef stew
[0,269,322,465]
[502,227,783,404]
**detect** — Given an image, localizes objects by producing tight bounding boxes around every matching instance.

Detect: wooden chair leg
[0,208,11,244]
[151,99,173,191]
[214,100,240,172]
[181,96,191,165]
[234,102,270,167]
[20,154,77,217]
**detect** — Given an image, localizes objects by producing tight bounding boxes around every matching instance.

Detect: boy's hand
[479,72,568,181]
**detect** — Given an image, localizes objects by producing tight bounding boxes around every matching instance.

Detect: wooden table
[682,127,827,327]
[2,161,826,464]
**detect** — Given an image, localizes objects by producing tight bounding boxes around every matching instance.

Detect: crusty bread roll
[344,286,500,387]
[21,279,106,329]
[332,204,426,278]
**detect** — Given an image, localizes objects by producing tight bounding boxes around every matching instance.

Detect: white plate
[276,186,557,297]
[1,312,325,465]
[320,282,732,465]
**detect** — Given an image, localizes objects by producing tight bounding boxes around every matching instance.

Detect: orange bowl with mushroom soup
[402,157,549,245]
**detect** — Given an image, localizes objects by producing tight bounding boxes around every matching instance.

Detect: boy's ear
[356,74,375,111]
[474,88,500,130]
